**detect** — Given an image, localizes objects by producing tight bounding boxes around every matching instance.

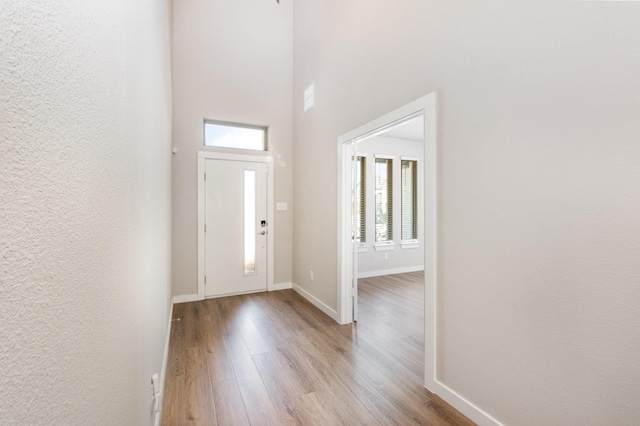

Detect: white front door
[204,158,268,298]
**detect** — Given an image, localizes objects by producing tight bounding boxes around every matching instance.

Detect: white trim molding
[272,282,293,291]
[172,294,201,304]
[401,241,420,249]
[292,283,339,322]
[429,381,505,426]
[373,242,395,251]
[154,299,175,426]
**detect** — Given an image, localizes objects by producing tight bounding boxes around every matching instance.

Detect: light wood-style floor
[161,272,474,425]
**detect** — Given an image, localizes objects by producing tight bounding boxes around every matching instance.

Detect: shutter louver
[401,160,418,240]
[375,157,393,242]
[357,156,366,243]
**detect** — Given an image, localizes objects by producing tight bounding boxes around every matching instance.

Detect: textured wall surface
[172,0,293,297]
[0,1,173,425]
[293,1,640,425]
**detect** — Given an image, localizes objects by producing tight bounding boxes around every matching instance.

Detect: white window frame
[203,119,269,152]
[373,154,395,248]
[400,156,420,249]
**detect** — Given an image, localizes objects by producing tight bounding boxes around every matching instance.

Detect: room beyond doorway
[336,93,438,392]
[355,116,425,280]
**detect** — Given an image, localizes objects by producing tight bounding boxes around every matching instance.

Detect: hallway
[162,273,472,425]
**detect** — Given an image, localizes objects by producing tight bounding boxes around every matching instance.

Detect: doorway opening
[337,93,438,391]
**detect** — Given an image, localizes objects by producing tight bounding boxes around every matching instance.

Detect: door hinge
[204,276,207,285]
[204,224,206,233]
[204,173,206,181]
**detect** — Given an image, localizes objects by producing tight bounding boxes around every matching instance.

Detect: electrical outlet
[310,270,314,281]
[384,252,389,260]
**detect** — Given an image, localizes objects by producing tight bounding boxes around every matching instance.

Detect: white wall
[357,136,424,278]
[0,1,173,425]
[172,0,293,298]
[293,2,640,425]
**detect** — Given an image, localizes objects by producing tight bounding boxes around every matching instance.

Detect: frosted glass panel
[244,170,256,275]
[205,121,266,151]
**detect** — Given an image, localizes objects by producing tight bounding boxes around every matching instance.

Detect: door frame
[197,151,274,300]
[336,93,437,390]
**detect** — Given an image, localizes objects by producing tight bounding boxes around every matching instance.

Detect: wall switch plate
[277,202,288,211]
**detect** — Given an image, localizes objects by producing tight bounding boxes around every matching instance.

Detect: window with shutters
[401,159,418,241]
[375,157,393,242]
[356,156,366,243]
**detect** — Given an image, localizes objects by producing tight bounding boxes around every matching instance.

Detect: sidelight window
[244,170,256,275]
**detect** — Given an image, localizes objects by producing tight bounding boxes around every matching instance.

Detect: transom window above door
[204,120,267,151]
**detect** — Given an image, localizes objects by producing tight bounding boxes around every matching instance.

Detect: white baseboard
[172,293,201,304]
[271,282,293,291]
[292,283,339,322]
[430,380,504,426]
[357,265,424,279]
[154,298,174,426]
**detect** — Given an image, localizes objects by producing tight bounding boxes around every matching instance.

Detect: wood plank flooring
[162,272,474,425]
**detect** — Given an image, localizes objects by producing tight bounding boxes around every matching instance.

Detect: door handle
[259,231,266,235]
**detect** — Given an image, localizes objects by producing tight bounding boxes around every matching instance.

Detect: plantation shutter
[357,156,366,243]
[401,160,418,240]
[375,157,393,242]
